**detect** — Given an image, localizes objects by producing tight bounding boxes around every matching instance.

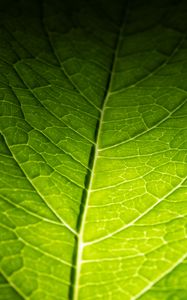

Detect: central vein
[71,5,128,299]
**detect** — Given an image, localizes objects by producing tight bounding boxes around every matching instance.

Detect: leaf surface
[0,0,187,299]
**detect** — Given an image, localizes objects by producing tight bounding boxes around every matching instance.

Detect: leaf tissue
[0,0,187,299]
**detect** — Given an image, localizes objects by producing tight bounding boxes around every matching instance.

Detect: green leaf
[0,0,187,299]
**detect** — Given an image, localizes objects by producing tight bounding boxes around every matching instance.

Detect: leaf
[0,0,187,299]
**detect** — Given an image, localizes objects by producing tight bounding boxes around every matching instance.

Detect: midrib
[72,6,128,300]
